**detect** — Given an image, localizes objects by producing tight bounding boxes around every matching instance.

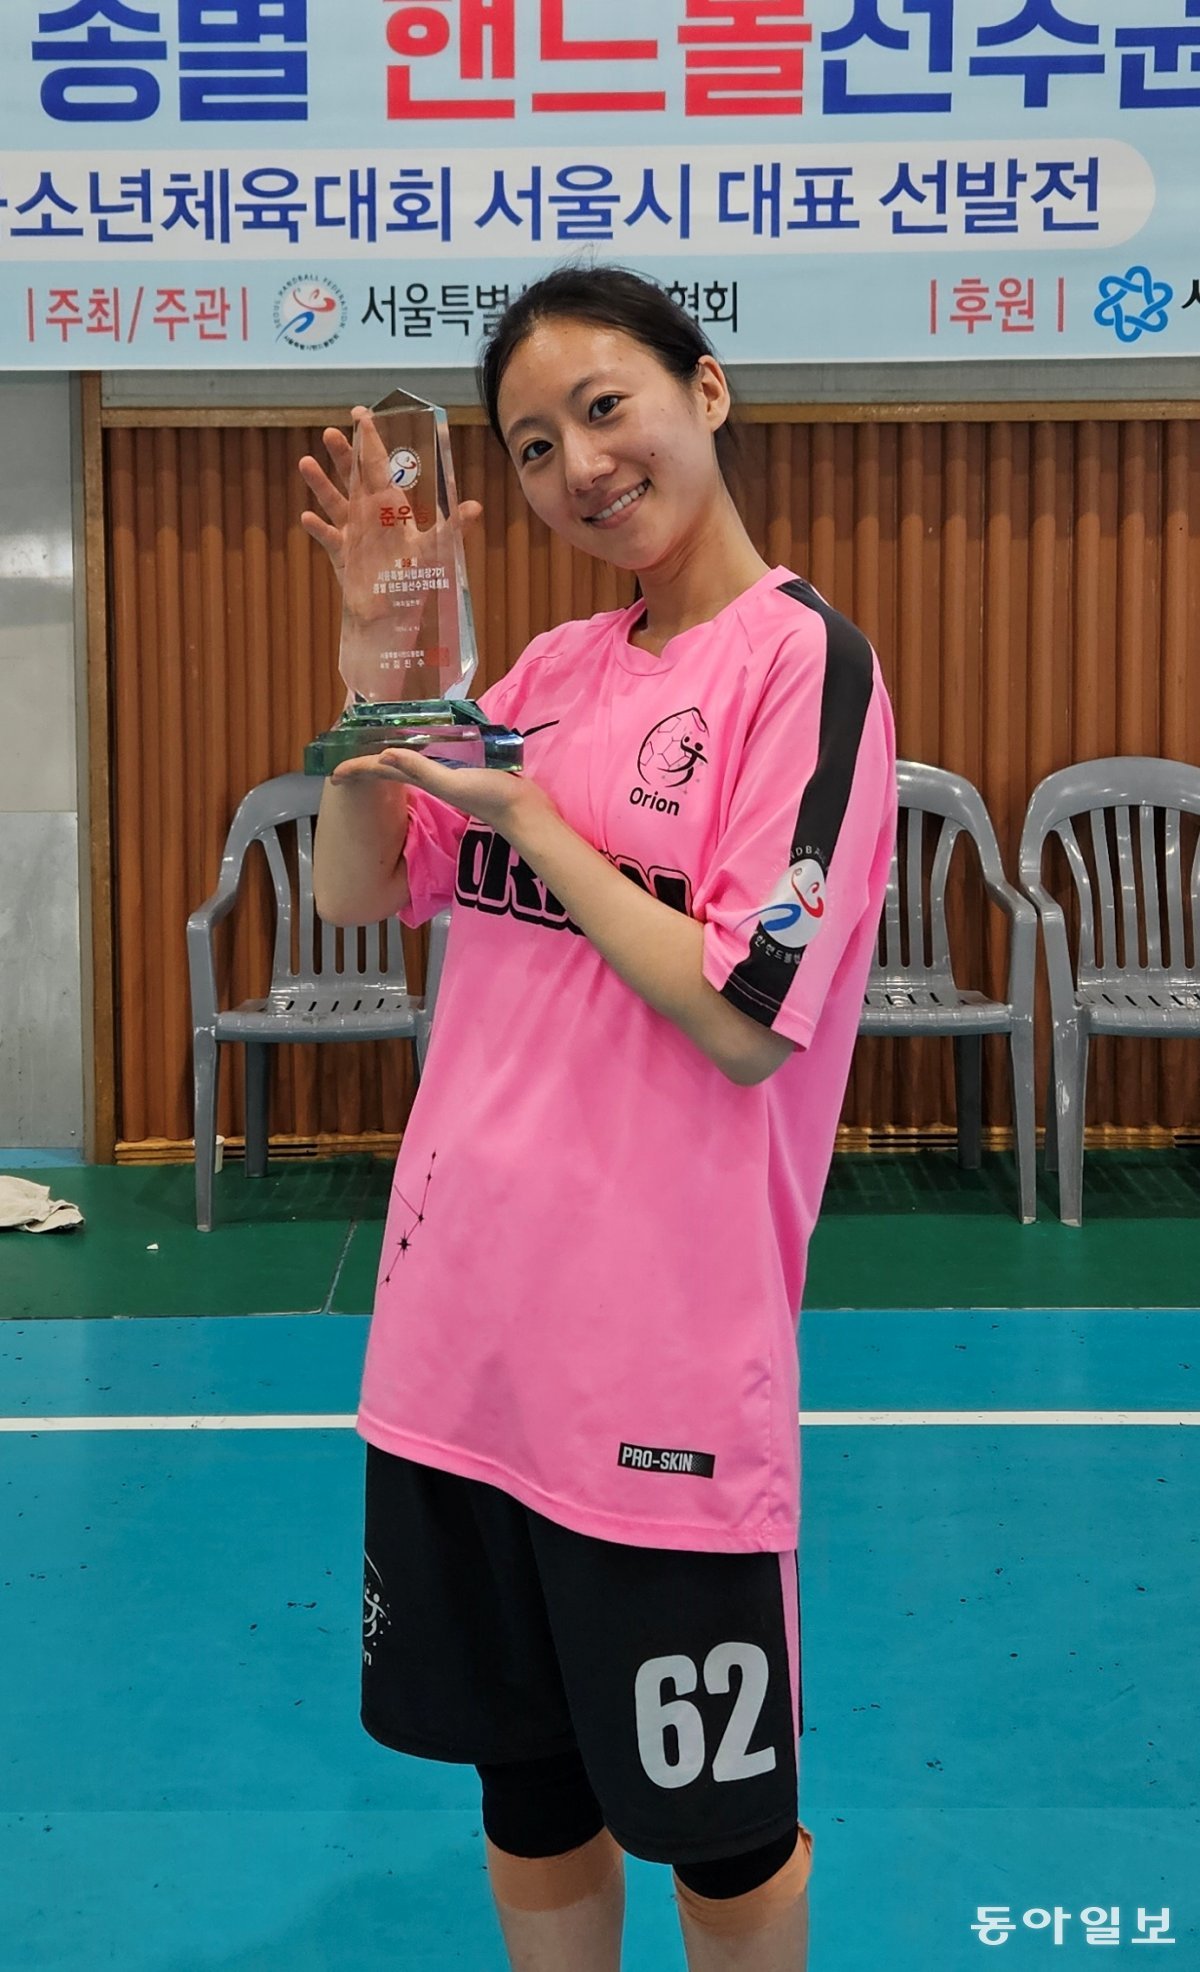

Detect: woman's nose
[561,429,610,493]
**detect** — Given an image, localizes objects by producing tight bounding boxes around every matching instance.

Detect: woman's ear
[696,354,731,434]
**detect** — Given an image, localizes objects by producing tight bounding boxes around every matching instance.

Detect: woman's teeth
[588,480,649,523]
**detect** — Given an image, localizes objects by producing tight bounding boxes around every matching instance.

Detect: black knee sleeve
[476,1745,606,1858]
[674,1824,799,1901]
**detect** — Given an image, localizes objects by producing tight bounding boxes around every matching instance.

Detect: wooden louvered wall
[101,406,1200,1156]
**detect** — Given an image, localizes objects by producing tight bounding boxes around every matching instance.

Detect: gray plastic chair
[187,772,435,1232]
[1019,757,1200,1226]
[860,762,1038,1222]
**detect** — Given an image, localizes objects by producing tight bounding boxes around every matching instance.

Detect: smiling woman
[480,265,744,606]
[299,262,897,1972]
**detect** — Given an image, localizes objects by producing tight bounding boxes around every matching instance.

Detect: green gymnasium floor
[3,1149,1198,1320]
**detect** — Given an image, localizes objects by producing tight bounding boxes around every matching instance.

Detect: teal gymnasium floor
[2,1149,1198,1969]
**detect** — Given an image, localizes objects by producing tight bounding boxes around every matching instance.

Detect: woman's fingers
[329,753,416,785]
[298,453,349,527]
[299,510,342,559]
[303,419,483,583]
[353,407,396,497]
[321,424,355,494]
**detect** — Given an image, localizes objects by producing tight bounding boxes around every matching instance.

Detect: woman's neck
[628,501,774,656]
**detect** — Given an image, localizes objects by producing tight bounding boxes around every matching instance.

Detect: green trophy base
[304,699,523,776]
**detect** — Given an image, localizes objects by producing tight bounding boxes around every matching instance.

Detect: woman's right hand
[299,406,482,621]
[299,406,402,622]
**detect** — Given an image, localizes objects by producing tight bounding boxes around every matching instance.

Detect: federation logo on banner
[273,276,346,350]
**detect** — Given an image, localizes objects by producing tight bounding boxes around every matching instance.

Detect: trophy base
[304,699,523,775]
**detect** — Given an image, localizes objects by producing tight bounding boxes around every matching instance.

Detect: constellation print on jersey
[381,1150,436,1283]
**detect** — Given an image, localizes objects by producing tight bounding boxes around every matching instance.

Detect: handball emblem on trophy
[304,389,523,775]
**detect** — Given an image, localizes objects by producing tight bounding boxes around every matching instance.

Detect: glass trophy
[304,389,523,775]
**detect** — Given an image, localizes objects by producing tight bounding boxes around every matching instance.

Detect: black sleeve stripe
[720,581,876,1030]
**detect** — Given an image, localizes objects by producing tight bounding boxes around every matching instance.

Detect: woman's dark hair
[477,263,740,484]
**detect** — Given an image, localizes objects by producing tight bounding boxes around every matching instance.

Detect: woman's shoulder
[500,605,632,681]
[525,603,634,659]
[478,604,631,714]
[733,571,876,677]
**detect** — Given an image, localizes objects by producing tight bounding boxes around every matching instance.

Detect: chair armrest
[981,873,1035,926]
[981,877,1038,1017]
[186,871,243,1032]
[1020,877,1078,1026]
[187,874,242,939]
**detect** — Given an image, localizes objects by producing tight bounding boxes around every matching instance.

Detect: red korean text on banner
[533,1,663,113]
[385,1,516,119]
[679,0,811,117]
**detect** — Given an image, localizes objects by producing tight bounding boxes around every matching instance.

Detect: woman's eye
[519,438,551,464]
[590,394,620,420]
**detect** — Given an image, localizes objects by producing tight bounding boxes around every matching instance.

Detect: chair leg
[1052,1022,1090,1228]
[953,1036,983,1170]
[1043,1056,1059,1174]
[1008,1017,1037,1225]
[193,1031,221,1233]
[244,1043,272,1179]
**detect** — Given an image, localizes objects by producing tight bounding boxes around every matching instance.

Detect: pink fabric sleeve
[697,637,895,1047]
[395,787,470,927]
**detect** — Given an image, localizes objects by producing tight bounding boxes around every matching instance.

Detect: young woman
[301,265,896,1972]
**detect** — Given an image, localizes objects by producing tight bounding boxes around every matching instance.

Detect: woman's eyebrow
[503,373,608,449]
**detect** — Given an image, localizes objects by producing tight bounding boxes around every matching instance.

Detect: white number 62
[634,1644,778,1791]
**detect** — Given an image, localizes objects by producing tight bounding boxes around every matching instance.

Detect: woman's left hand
[374,748,555,840]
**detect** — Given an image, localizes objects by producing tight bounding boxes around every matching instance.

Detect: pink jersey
[357,566,896,1553]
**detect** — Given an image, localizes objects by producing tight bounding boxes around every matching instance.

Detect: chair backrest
[221,771,410,991]
[873,761,1010,984]
[1018,757,1200,983]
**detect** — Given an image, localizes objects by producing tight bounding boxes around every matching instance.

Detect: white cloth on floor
[0,1174,85,1233]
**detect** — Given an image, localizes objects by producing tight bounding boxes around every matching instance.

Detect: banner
[0,2,1197,368]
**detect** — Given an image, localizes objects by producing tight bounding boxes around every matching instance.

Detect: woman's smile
[583,479,650,527]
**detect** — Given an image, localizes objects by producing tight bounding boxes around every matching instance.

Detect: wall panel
[104,410,1200,1152]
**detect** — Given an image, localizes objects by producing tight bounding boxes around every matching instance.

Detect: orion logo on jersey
[740,852,828,955]
[630,707,710,817]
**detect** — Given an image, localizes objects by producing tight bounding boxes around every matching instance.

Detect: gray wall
[0,376,83,1150]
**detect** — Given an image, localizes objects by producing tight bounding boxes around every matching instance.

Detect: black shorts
[361,1446,803,1866]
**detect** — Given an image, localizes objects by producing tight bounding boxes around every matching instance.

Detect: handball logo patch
[389,446,421,489]
[631,708,709,818]
[274,276,346,350]
[744,855,828,952]
[637,708,710,790]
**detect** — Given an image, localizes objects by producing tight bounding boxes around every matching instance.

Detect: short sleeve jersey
[357,566,897,1554]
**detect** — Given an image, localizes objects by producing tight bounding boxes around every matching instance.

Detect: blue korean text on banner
[1,0,1198,368]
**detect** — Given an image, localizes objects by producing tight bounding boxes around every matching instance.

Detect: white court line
[3,1410,1200,1433]
[2,1414,359,1432]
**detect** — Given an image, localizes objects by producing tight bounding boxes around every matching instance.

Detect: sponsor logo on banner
[1094,265,1174,344]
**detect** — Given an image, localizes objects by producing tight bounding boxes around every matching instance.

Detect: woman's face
[495,318,729,572]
